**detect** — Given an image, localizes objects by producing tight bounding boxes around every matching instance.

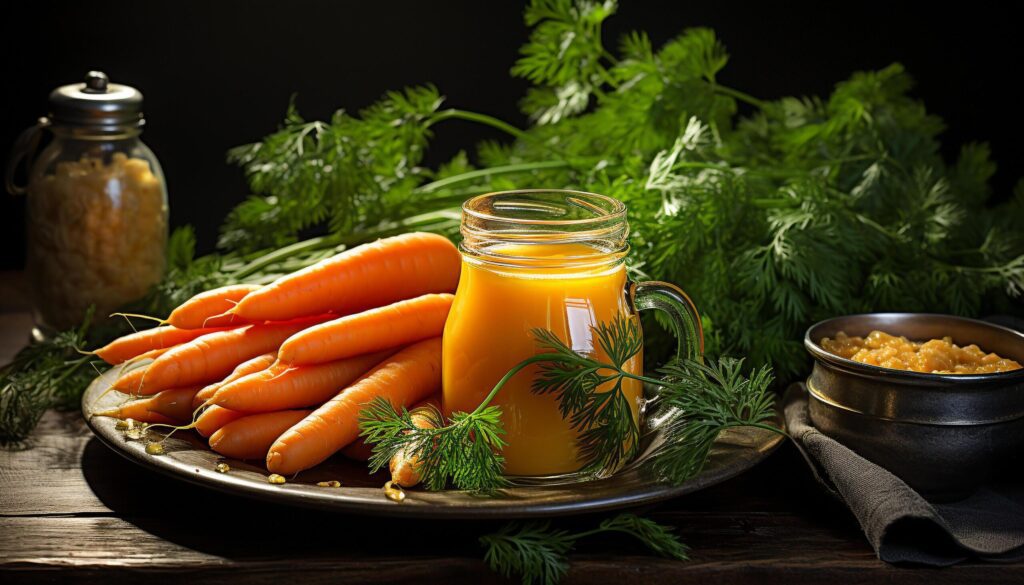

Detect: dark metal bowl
[804,313,1024,501]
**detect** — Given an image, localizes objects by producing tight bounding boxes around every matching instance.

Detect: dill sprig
[650,358,778,484]
[359,399,508,494]
[480,513,689,585]
[0,309,102,444]
[531,316,782,484]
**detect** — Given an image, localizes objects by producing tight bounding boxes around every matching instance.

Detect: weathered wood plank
[0,515,496,582]
[0,412,110,516]
[1,516,1017,585]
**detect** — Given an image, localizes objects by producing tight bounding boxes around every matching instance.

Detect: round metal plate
[82,367,784,518]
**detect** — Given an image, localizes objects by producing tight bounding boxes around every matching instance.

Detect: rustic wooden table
[1,273,1021,584]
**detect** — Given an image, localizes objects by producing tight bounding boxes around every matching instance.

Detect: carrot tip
[266,451,282,472]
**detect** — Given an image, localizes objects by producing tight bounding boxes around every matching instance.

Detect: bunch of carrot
[92,232,458,482]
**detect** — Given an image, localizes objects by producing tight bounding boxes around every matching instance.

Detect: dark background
[2,1,1020,270]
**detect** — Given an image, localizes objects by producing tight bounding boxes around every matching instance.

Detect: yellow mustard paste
[820,330,1022,374]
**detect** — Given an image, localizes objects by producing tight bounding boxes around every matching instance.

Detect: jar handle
[629,280,704,365]
[5,117,49,196]
[627,281,705,464]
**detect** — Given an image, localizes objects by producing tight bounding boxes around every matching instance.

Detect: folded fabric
[784,383,1024,565]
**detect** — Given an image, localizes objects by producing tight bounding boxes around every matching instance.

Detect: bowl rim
[804,312,1024,384]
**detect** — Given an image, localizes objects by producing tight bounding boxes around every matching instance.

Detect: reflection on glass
[565,297,596,354]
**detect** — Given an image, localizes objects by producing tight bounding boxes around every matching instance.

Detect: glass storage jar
[6,71,168,333]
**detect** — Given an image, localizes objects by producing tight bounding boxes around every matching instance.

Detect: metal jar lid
[48,71,144,131]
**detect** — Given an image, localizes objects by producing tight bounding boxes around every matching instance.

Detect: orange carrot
[227,232,459,323]
[167,284,260,329]
[209,410,312,460]
[115,316,331,395]
[192,352,277,409]
[266,338,442,475]
[389,398,441,487]
[210,350,394,413]
[276,293,453,366]
[194,405,245,438]
[95,386,203,423]
[93,325,233,365]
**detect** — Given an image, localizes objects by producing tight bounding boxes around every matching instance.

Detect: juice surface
[441,243,643,476]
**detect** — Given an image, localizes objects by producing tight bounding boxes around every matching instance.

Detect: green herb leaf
[0,307,102,443]
[358,397,508,495]
[480,513,688,585]
[481,521,575,585]
[651,358,778,484]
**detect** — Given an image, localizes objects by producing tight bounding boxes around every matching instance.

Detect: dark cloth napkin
[784,383,1024,565]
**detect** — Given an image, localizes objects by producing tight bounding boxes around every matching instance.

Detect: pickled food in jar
[27,153,166,329]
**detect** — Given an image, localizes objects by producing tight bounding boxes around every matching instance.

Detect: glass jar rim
[459,189,630,271]
[462,189,627,227]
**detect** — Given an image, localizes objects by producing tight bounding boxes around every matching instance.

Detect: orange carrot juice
[442,242,643,476]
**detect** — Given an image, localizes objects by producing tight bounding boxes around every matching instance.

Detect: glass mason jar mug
[442,190,704,477]
[5,72,168,333]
